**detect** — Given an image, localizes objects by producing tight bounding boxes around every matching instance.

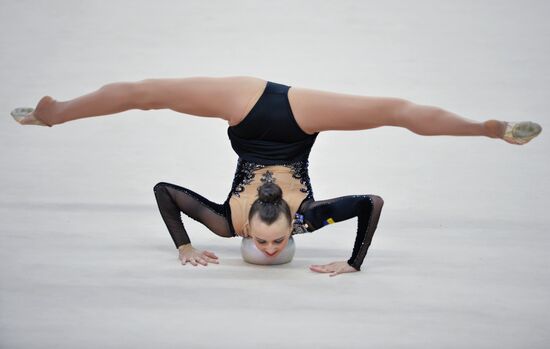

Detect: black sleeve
[298,195,384,271]
[153,182,234,249]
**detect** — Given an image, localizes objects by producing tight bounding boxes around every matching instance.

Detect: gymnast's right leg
[12,76,267,127]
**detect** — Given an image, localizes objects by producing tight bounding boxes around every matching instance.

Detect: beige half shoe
[11,107,52,127]
[502,121,542,145]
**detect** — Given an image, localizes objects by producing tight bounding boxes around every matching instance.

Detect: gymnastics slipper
[503,121,542,145]
[10,107,52,127]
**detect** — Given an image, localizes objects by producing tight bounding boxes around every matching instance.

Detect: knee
[133,79,161,110]
[97,81,144,110]
[383,99,414,127]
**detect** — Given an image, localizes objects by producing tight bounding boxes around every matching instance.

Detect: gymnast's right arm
[153,182,234,266]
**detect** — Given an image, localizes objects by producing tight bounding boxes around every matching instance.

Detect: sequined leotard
[153,81,384,271]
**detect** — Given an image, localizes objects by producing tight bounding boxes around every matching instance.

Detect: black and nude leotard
[153,81,383,271]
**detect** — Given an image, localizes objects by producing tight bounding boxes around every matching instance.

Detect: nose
[265,246,278,255]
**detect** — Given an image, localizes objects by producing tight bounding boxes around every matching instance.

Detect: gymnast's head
[242,181,294,262]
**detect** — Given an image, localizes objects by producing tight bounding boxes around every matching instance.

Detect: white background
[1,0,548,348]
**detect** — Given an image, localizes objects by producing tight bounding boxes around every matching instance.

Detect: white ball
[241,236,295,265]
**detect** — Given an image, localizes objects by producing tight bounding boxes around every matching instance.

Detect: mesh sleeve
[298,194,384,271]
[153,182,234,249]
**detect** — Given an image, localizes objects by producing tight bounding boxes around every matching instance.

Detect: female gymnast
[11,76,542,277]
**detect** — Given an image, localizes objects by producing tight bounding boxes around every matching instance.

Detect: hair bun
[257,181,283,205]
[249,177,291,226]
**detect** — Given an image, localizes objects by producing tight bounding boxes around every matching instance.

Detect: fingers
[178,249,222,267]
[203,250,219,259]
[181,257,199,266]
[187,257,205,266]
[180,256,219,267]
[310,264,344,277]
[203,256,220,264]
[199,251,219,264]
[196,257,208,266]
[309,265,332,273]
[329,270,341,277]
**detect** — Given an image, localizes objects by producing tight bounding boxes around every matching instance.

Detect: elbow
[369,194,384,208]
[153,182,169,195]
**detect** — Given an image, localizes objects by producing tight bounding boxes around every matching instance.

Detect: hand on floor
[309,261,358,277]
[179,246,219,266]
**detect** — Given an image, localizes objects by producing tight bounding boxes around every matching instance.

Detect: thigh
[288,85,411,133]
[140,76,267,125]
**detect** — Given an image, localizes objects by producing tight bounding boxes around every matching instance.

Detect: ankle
[483,119,507,139]
[34,96,60,126]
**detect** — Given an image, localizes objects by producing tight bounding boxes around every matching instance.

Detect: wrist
[347,260,360,271]
[178,243,193,252]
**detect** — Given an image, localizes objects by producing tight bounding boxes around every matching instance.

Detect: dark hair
[248,181,291,226]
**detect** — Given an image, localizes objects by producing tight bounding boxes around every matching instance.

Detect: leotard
[153,81,383,271]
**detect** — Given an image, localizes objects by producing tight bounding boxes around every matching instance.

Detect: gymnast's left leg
[288,86,542,145]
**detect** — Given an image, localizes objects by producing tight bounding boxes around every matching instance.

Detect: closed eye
[257,239,284,244]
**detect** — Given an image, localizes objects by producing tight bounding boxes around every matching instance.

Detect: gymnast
[11,76,542,277]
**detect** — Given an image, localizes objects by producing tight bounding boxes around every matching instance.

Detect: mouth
[264,251,278,257]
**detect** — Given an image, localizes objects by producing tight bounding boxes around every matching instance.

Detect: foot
[11,96,56,127]
[484,119,542,145]
[502,121,542,145]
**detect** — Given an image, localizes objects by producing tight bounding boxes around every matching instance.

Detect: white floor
[1,1,549,348]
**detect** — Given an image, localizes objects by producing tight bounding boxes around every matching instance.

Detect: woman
[11,76,542,277]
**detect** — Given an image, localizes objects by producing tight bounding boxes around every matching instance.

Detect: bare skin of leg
[25,76,268,127]
[287,86,507,139]
[25,75,508,142]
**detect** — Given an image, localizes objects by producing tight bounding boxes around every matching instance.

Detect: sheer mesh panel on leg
[298,195,384,271]
[153,182,233,249]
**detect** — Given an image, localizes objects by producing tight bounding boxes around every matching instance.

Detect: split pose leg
[13,76,268,127]
[287,85,541,144]
[12,75,541,144]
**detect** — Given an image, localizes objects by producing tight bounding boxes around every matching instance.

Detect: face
[248,213,293,257]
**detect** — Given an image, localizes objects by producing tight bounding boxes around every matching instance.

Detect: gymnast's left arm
[301,194,385,277]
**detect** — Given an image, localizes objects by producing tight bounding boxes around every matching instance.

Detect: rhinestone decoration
[228,158,314,200]
[292,212,311,235]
